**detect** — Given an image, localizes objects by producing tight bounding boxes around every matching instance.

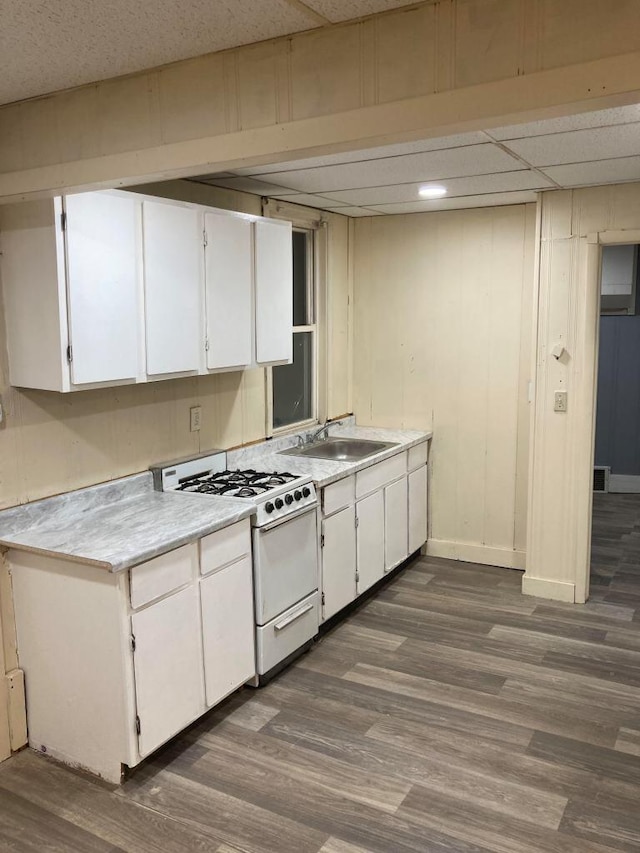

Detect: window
[271,228,317,430]
[600,244,639,315]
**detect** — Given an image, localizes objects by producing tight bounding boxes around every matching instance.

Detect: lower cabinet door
[408,465,428,553]
[321,506,356,622]
[385,476,409,572]
[200,555,256,706]
[132,585,205,758]
[356,490,385,594]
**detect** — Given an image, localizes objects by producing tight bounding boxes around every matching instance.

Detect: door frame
[576,228,640,603]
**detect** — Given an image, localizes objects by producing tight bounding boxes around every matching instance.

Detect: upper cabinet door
[65,192,140,385]
[204,212,252,371]
[143,201,202,376]
[254,220,293,365]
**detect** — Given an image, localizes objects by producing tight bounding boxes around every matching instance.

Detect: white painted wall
[353,203,536,569]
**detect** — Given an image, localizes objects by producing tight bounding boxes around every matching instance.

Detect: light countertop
[0,473,254,573]
[0,423,431,573]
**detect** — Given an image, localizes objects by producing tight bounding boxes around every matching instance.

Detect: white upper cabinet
[204,212,253,371]
[142,201,202,376]
[0,190,293,392]
[254,220,293,365]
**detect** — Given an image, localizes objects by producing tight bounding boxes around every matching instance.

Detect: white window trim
[263,199,328,438]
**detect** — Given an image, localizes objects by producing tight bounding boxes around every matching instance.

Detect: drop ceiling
[0,0,415,105]
[190,105,640,216]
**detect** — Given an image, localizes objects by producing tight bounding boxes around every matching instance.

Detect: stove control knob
[265,501,274,514]
[294,490,302,501]
[302,487,311,498]
[275,498,284,509]
[285,493,294,505]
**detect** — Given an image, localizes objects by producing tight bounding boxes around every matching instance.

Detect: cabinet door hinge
[355,515,359,529]
[203,229,208,248]
[320,533,325,548]
[66,345,73,364]
[130,634,136,653]
[321,592,325,606]
[60,211,67,232]
[355,572,360,584]
[205,337,210,352]
[135,715,141,736]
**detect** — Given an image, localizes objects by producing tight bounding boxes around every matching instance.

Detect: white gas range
[151,451,319,682]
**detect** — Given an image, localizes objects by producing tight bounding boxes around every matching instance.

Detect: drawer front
[356,451,407,499]
[200,519,251,577]
[130,543,197,610]
[255,592,319,676]
[322,475,355,516]
[408,441,428,471]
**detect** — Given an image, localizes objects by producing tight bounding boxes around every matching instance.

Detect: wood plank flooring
[2,492,640,852]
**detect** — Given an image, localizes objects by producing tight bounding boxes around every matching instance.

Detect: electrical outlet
[190,406,202,432]
[554,390,568,413]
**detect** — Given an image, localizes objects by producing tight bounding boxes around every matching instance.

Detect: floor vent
[593,466,610,493]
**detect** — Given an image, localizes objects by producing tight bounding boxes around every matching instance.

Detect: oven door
[252,506,319,625]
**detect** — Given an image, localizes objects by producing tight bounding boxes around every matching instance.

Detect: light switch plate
[554,390,568,413]
[190,406,202,432]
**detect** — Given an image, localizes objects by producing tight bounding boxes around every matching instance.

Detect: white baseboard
[521,575,575,603]
[425,539,525,570]
[609,474,640,493]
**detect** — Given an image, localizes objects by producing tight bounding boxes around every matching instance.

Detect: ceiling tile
[367,190,539,215]
[540,156,640,188]
[193,175,293,195]
[503,123,640,167]
[319,170,551,206]
[253,144,524,194]
[0,0,319,105]
[272,193,350,208]
[300,0,415,23]
[489,104,640,140]
[232,132,489,176]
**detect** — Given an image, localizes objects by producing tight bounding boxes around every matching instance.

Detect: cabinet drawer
[130,543,197,610]
[408,441,428,471]
[200,519,251,577]
[356,452,407,499]
[322,476,355,516]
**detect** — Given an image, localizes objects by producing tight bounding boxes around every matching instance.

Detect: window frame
[265,217,325,437]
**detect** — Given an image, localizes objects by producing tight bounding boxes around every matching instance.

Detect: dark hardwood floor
[2,493,640,852]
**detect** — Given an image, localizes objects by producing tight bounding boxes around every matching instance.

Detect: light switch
[554,391,568,413]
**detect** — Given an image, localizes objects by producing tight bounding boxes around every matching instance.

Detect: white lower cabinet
[356,490,385,594]
[409,464,428,554]
[132,585,205,758]
[200,555,255,707]
[321,505,356,621]
[9,519,256,783]
[385,477,409,572]
[319,442,429,623]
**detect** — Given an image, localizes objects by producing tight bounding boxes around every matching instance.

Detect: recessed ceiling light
[418,185,447,198]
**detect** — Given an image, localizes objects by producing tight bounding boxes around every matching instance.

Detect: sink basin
[281,437,399,462]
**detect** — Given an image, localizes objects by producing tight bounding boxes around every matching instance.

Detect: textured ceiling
[191,104,640,216]
[0,0,416,105]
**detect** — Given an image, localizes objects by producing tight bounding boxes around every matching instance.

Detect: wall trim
[609,474,640,493]
[425,539,525,570]
[522,575,575,603]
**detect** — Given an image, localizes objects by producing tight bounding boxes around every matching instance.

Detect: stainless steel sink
[281,437,399,462]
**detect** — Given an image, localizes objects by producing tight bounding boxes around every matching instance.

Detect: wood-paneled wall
[2,1,640,200]
[353,203,536,569]
[526,182,640,603]
[0,182,351,509]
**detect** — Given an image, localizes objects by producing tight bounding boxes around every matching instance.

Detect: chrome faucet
[306,419,344,445]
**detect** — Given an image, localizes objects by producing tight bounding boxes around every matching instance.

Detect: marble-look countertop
[228,422,432,488]
[0,472,254,573]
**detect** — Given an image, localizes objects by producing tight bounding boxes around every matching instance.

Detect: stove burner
[176,468,298,498]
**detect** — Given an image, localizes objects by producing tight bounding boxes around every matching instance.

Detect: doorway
[590,243,640,603]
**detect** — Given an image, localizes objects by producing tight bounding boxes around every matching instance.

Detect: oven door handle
[274,601,315,632]
[259,504,317,532]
